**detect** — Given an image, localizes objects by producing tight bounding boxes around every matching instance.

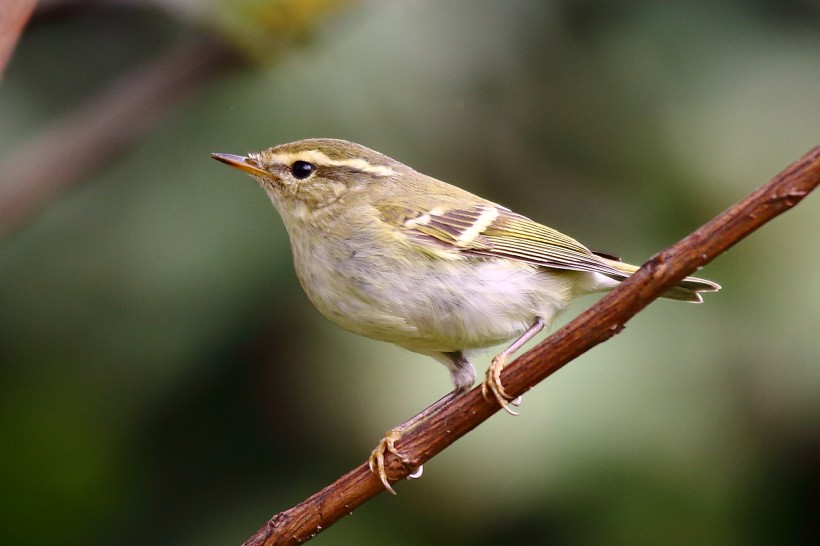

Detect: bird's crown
[252,138,401,179]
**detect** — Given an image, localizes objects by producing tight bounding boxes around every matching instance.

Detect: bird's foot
[368,428,414,494]
[366,389,462,493]
[482,353,519,415]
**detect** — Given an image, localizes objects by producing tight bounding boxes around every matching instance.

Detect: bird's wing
[376,202,627,278]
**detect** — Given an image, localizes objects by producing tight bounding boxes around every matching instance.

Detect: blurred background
[1,1,819,544]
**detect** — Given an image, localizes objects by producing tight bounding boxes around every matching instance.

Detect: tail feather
[597,257,721,303]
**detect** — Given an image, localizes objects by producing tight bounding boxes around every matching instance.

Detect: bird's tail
[597,256,721,303]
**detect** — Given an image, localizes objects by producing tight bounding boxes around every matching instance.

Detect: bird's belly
[297,250,578,353]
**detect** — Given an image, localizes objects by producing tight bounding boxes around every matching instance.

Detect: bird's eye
[290,161,315,179]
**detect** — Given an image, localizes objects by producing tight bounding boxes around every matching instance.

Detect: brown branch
[0,38,238,240]
[239,146,820,546]
[0,0,37,77]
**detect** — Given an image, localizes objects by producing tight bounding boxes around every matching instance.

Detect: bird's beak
[211,153,268,177]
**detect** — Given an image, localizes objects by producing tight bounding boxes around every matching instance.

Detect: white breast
[292,231,585,353]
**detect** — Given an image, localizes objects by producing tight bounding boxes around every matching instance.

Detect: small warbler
[212,138,719,492]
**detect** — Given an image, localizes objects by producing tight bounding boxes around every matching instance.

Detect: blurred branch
[240,146,820,546]
[0,0,37,77]
[0,38,238,239]
[0,0,354,241]
[28,0,131,26]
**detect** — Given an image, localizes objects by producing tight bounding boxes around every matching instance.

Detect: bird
[212,138,720,493]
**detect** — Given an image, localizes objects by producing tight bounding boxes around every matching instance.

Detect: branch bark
[241,146,820,546]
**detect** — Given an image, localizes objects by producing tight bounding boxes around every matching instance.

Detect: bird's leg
[482,317,545,415]
[369,351,473,494]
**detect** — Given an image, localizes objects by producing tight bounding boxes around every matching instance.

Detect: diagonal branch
[241,146,820,546]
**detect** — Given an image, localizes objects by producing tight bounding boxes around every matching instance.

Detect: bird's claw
[482,354,520,416]
[368,429,411,494]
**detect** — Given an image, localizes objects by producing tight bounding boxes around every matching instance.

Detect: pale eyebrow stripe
[273,150,396,177]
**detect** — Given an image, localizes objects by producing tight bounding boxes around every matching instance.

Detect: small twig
[0,38,238,239]
[0,0,38,77]
[240,146,820,546]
